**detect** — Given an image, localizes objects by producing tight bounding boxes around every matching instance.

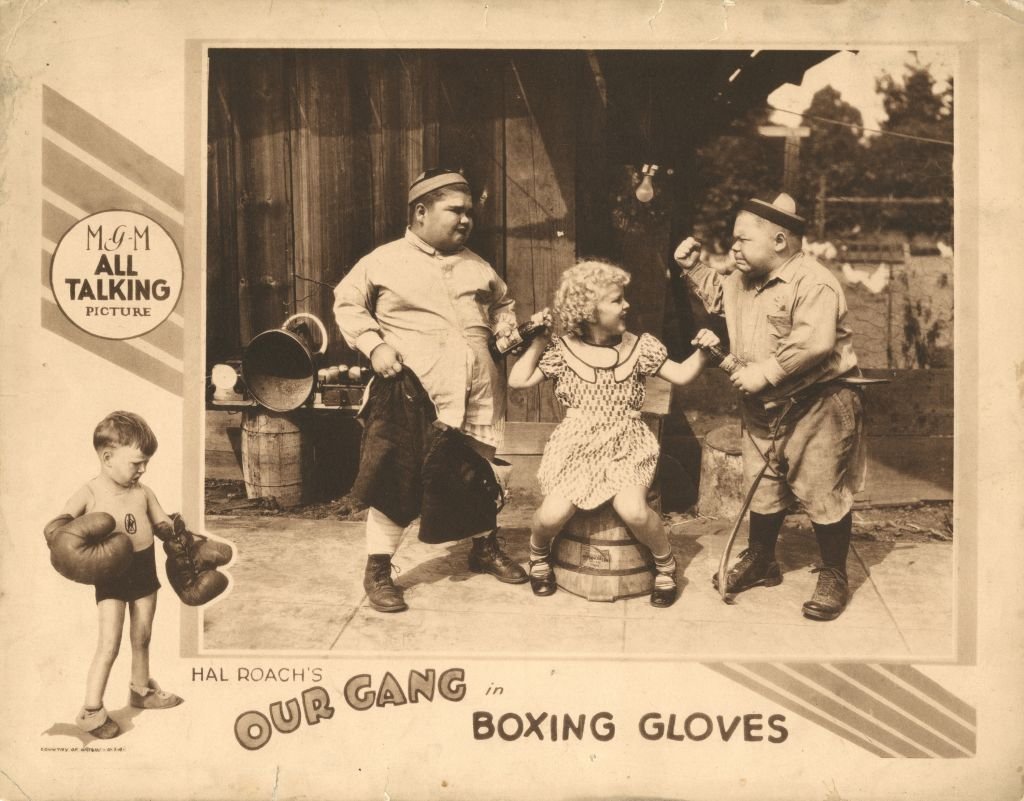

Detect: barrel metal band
[559,532,649,547]
[552,559,651,577]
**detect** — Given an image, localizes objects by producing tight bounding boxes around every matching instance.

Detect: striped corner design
[707,662,975,757]
[41,86,185,396]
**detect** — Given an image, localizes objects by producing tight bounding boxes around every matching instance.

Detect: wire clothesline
[766,104,953,147]
[293,59,953,309]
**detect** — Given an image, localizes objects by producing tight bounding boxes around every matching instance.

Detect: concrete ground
[201,501,954,661]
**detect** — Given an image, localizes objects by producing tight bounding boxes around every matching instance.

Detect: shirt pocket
[765,312,792,347]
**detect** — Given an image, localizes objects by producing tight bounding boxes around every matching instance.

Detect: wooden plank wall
[436,53,505,277]
[503,53,577,424]
[289,52,374,351]
[209,50,681,418]
[208,50,443,366]
[234,53,294,349]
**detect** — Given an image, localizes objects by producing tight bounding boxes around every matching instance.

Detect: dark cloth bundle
[419,426,503,544]
[351,370,503,543]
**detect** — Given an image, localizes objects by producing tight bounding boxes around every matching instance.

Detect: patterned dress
[536,332,668,509]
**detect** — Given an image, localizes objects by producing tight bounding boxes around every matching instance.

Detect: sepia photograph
[200,46,957,661]
[1,1,1022,799]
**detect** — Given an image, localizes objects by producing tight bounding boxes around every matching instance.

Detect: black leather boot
[802,512,852,621]
[363,554,407,613]
[468,531,529,584]
[712,510,786,594]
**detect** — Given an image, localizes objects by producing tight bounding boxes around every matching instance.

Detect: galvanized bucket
[241,313,328,412]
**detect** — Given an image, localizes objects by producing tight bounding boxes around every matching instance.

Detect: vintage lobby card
[1,1,1022,799]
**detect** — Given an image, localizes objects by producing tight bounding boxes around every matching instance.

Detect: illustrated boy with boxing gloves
[44,411,231,739]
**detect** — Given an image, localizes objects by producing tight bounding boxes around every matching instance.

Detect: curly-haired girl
[509,260,720,606]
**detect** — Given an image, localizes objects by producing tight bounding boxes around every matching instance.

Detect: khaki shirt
[333,229,516,429]
[683,251,858,403]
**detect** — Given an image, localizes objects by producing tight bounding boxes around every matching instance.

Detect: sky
[767,48,956,136]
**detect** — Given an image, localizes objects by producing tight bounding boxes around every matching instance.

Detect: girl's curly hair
[554,260,631,336]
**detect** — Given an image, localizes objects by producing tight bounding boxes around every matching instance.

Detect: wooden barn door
[503,52,578,428]
[207,50,295,363]
[207,49,440,366]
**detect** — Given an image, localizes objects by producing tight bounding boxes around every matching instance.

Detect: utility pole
[758,125,811,195]
[815,174,827,240]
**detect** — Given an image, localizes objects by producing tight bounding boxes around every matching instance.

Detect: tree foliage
[690,61,954,245]
[794,85,866,235]
[862,66,953,236]
[690,106,777,251]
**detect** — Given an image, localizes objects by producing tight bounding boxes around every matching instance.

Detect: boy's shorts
[741,385,866,525]
[95,544,161,603]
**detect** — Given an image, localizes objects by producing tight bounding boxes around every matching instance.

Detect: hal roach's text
[193,665,323,682]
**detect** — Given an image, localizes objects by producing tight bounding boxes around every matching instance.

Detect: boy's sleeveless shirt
[85,479,154,552]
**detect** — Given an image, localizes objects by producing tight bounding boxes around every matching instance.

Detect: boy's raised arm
[673,236,725,317]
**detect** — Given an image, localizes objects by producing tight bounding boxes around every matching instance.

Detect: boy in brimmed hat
[334,169,529,612]
[674,193,865,621]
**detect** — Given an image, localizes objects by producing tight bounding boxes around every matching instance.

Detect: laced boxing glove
[170,513,233,568]
[43,512,133,585]
[153,519,229,606]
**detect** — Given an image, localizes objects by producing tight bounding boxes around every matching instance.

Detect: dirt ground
[204,478,953,544]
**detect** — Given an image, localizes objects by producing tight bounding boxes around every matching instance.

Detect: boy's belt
[759,370,890,411]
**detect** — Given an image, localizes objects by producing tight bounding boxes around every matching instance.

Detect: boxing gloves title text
[230,668,789,751]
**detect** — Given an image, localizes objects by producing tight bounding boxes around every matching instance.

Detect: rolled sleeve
[488,273,517,331]
[768,283,839,380]
[681,263,726,316]
[760,357,789,387]
[354,330,387,358]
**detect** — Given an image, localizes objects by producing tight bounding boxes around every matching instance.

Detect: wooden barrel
[697,423,745,518]
[241,411,310,508]
[552,503,654,602]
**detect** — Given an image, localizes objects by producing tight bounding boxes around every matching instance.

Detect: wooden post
[757,125,810,195]
[815,173,827,240]
[696,423,745,518]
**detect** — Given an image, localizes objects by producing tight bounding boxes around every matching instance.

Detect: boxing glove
[161,532,229,606]
[151,518,228,606]
[43,514,74,546]
[171,513,233,568]
[44,512,133,585]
